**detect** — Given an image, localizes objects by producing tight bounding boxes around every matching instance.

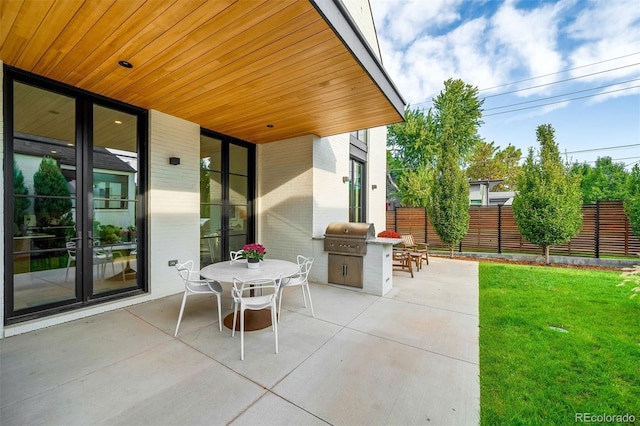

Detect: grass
[479,263,640,425]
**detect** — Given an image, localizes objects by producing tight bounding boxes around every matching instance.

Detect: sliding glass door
[5,71,146,323]
[199,132,254,268]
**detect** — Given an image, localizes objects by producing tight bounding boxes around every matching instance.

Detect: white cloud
[371,0,464,46]
[566,0,640,82]
[371,0,639,159]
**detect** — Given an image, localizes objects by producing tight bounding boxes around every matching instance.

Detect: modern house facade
[1,0,405,337]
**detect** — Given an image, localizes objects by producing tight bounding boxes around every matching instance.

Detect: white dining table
[200,258,299,284]
[200,259,299,331]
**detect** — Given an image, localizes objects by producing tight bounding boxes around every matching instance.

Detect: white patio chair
[174,260,223,337]
[229,250,244,264]
[93,243,115,278]
[278,255,314,319]
[65,241,116,280]
[231,275,282,360]
[64,241,77,281]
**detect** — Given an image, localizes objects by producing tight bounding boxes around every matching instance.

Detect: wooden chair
[392,250,413,278]
[401,234,429,266]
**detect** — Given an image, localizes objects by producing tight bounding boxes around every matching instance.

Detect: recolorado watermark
[575,412,636,423]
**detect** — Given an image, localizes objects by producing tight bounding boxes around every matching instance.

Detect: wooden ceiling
[1,0,404,144]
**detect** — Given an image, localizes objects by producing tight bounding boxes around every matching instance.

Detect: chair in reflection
[229,250,243,264]
[278,255,315,319]
[65,241,115,280]
[64,241,77,281]
[93,243,115,278]
[231,276,282,360]
[174,260,223,337]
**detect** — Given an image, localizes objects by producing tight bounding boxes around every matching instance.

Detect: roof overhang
[1,0,405,144]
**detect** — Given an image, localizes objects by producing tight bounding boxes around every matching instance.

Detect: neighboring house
[1,1,405,335]
[13,132,137,233]
[469,179,504,206]
[488,191,516,206]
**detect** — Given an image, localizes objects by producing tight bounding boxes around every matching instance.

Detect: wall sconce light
[169,157,180,165]
[372,184,377,190]
[342,176,349,183]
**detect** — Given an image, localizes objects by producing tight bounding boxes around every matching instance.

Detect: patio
[0,257,479,425]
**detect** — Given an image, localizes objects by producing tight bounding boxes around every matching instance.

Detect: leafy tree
[512,124,583,264]
[494,144,523,190]
[426,78,482,256]
[386,107,437,204]
[430,78,484,161]
[397,167,432,207]
[13,163,31,236]
[33,157,74,248]
[429,146,469,257]
[624,164,640,237]
[571,156,629,204]
[387,107,436,171]
[466,141,522,191]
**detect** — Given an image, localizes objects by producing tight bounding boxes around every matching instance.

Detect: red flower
[377,230,401,238]
[242,243,266,260]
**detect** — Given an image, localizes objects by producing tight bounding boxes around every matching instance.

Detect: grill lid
[324,222,376,240]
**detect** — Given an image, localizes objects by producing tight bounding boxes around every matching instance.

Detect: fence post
[595,201,600,259]
[394,207,398,233]
[424,207,428,244]
[498,204,502,254]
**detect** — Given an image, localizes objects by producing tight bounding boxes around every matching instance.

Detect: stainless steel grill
[324,222,376,288]
[323,222,375,255]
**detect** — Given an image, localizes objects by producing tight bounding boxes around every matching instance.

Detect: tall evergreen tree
[512,124,583,264]
[426,78,482,256]
[429,146,469,257]
[33,157,74,248]
[13,163,31,236]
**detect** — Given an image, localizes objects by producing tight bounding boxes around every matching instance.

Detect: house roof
[14,133,136,174]
[1,0,405,145]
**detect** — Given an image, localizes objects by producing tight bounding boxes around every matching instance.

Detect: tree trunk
[449,246,454,258]
[544,245,550,265]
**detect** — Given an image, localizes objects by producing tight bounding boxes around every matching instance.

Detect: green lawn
[479,263,640,425]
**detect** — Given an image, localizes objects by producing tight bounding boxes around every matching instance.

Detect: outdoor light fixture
[372,184,378,190]
[169,157,180,165]
[118,60,133,68]
[342,176,349,183]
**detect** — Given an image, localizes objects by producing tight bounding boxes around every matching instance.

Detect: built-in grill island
[317,222,402,296]
[324,222,376,289]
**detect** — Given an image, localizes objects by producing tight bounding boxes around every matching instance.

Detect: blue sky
[370,0,640,169]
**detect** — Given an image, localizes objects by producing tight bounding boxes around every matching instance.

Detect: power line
[564,144,640,154]
[483,85,640,116]
[482,63,640,99]
[478,52,640,91]
[410,53,640,108]
[484,78,640,111]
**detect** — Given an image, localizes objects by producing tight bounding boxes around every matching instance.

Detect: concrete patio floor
[0,257,479,425]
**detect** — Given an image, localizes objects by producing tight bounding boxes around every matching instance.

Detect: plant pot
[247,258,259,269]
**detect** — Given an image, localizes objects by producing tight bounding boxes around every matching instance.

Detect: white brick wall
[312,134,350,236]
[148,110,200,297]
[258,135,316,263]
[367,125,388,234]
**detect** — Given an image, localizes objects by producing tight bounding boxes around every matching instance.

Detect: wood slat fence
[385,201,640,258]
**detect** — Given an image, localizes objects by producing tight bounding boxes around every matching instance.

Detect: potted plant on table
[242,243,266,269]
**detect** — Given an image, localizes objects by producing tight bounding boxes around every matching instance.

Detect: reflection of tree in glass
[13,163,31,236]
[200,159,210,218]
[33,156,74,249]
